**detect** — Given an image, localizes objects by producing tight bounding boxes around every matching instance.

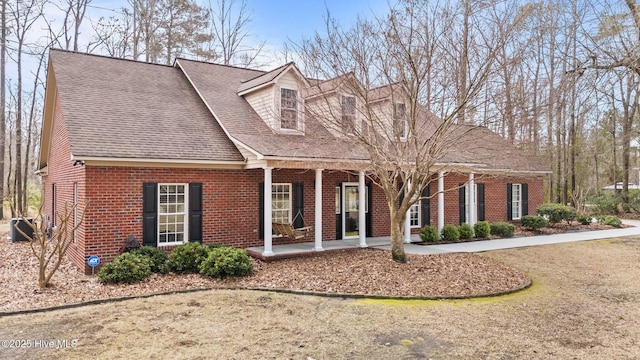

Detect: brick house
[38,50,549,273]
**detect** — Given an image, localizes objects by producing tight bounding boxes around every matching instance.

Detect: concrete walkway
[246,220,640,258]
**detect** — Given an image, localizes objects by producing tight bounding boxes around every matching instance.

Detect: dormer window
[341,95,356,133]
[281,88,298,129]
[394,103,407,140]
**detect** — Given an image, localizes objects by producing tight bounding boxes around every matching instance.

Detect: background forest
[2,0,640,218]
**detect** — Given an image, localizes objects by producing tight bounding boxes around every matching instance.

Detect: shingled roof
[177,58,368,160]
[45,49,243,163]
[41,50,549,174]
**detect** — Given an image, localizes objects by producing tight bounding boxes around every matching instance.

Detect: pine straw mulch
[0,238,530,313]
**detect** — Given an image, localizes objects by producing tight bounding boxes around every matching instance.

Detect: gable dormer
[238,63,309,134]
[305,73,366,138]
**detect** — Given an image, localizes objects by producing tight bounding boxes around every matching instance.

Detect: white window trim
[394,102,408,141]
[512,183,522,220]
[157,183,189,247]
[272,183,292,225]
[341,94,358,133]
[279,86,303,132]
[410,200,421,228]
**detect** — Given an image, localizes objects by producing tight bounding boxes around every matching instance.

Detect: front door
[343,183,360,238]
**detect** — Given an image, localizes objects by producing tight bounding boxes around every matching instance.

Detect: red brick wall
[42,91,546,274]
[41,93,87,273]
[420,172,545,228]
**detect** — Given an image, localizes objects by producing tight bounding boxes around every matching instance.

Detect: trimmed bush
[98,253,152,284]
[441,224,460,241]
[603,215,622,228]
[458,223,474,239]
[521,215,548,231]
[167,242,209,273]
[490,222,516,238]
[576,215,592,226]
[474,221,490,238]
[199,247,253,278]
[130,246,168,273]
[420,225,439,243]
[536,203,577,226]
[207,243,229,250]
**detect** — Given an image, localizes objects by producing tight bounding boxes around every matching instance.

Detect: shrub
[98,253,152,284]
[536,203,577,226]
[207,243,229,250]
[474,221,491,238]
[521,215,548,231]
[490,222,516,238]
[199,247,253,278]
[458,223,474,239]
[130,246,168,273]
[588,192,623,215]
[166,242,209,273]
[576,215,592,226]
[420,225,439,243]
[603,215,622,228]
[441,224,460,241]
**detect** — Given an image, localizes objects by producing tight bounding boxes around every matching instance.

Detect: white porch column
[468,172,476,227]
[404,179,412,243]
[438,170,445,232]
[358,171,367,248]
[314,169,324,251]
[262,167,274,256]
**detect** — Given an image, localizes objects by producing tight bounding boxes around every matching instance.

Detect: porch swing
[272,210,312,240]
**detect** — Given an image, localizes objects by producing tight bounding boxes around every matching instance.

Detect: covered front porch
[259,161,477,257]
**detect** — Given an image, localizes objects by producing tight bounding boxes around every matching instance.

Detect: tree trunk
[389,208,407,263]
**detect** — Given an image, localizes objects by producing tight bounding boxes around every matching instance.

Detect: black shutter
[142,183,158,247]
[259,183,264,239]
[522,183,529,216]
[336,184,342,240]
[189,183,203,243]
[421,185,430,226]
[477,183,485,221]
[507,183,513,220]
[459,184,466,224]
[293,182,304,228]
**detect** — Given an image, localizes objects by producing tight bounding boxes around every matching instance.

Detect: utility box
[10,218,34,242]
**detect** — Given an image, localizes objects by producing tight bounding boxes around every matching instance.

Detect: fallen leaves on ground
[0,239,529,313]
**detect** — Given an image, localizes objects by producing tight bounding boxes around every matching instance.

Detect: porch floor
[246,219,640,261]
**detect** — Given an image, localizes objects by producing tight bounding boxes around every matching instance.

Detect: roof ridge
[239,62,293,84]
[176,57,266,75]
[49,48,175,68]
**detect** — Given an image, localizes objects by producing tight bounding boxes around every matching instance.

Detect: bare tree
[56,0,91,51]
[298,0,522,262]
[0,0,7,219]
[7,0,44,215]
[207,0,264,66]
[16,201,86,289]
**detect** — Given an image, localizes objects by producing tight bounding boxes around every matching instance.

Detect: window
[335,186,341,214]
[410,201,421,228]
[158,184,187,246]
[341,95,356,133]
[281,88,298,129]
[272,183,292,224]
[73,182,78,243]
[394,103,407,139]
[511,183,522,220]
